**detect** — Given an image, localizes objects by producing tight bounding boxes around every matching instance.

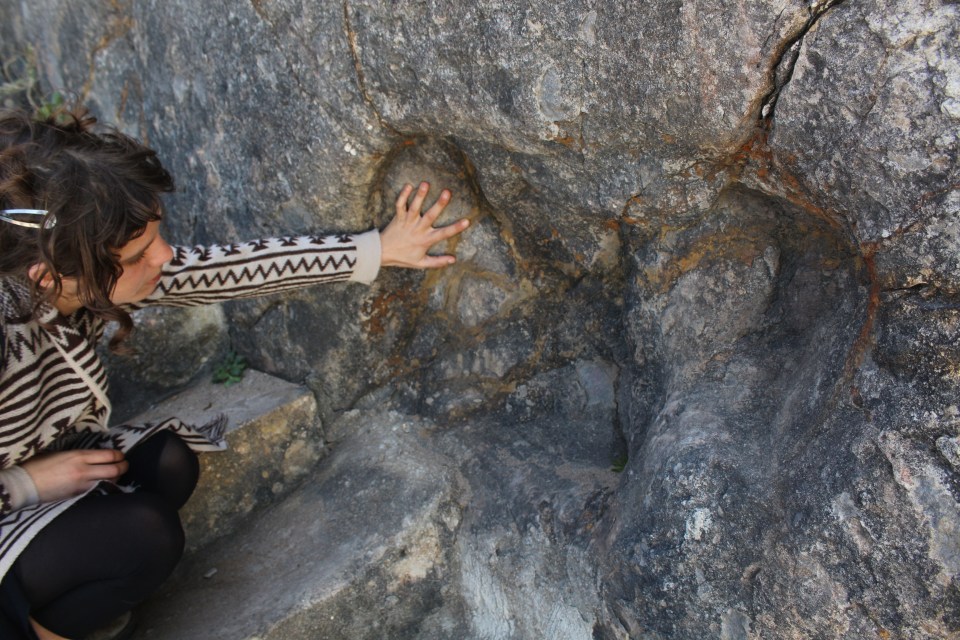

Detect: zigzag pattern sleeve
[141,230,381,308]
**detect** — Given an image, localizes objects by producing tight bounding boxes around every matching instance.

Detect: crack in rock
[342,0,399,136]
[760,0,848,128]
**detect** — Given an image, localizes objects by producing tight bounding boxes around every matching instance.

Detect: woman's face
[109,220,174,305]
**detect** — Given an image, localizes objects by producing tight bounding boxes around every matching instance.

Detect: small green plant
[34,90,65,121]
[212,351,247,386]
[611,454,628,473]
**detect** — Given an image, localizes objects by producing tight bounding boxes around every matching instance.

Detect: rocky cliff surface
[3,0,958,637]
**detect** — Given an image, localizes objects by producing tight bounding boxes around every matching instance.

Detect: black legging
[9,431,199,638]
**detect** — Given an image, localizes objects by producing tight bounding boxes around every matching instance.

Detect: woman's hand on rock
[21,449,128,503]
[379,182,470,269]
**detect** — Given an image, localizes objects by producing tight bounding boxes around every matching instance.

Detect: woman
[0,106,468,640]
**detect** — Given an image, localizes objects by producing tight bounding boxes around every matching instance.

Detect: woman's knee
[123,430,200,509]
[117,493,185,576]
[156,432,200,507]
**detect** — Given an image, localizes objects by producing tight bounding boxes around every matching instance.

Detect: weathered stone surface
[762,1,959,250]
[135,367,619,639]
[133,410,464,640]
[4,0,959,637]
[129,369,320,552]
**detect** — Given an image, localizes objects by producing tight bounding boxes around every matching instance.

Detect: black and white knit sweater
[0,229,380,579]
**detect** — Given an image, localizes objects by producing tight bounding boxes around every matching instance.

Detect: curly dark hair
[0,105,174,350]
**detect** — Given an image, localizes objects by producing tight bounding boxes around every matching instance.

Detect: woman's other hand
[379,182,470,269]
[21,450,128,503]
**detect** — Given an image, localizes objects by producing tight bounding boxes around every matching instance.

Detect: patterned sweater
[0,230,380,577]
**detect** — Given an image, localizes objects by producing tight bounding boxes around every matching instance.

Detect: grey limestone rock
[4,0,959,637]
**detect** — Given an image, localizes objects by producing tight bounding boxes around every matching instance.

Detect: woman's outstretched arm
[136,182,468,309]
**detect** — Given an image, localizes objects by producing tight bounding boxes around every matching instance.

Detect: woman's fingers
[410,219,467,268]
[421,189,452,225]
[76,450,127,481]
[417,254,457,269]
[433,217,470,240]
[78,448,125,465]
[91,459,128,481]
[397,182,447,224]
[22,449,128,502]
[396,182,454,225]
[72,450,127,481]
[395,183,415,221]
[381,181,469,268]
[407,181,430,217]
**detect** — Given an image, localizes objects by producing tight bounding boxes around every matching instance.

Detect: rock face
[3,0,958,637]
